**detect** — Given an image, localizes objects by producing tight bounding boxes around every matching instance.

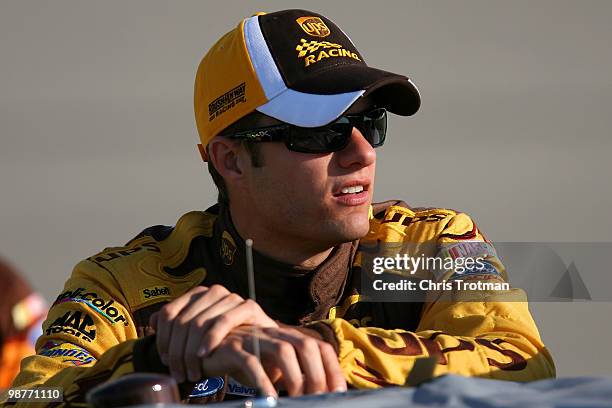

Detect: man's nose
[336,127,376,169]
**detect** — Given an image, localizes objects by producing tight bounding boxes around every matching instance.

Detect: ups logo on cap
[296,16,330,38]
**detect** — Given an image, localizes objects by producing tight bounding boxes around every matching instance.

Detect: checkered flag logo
[295,38,342,58]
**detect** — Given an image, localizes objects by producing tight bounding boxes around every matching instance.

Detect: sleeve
[2,259,168,407]
[309,213,556,388]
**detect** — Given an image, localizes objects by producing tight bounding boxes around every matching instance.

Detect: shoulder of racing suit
[84,210,218,312]
[366,199,483,245]
[364,200,503,285]
[40,210,219,355]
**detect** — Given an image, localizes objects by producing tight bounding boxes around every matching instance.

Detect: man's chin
[332,215,371,242]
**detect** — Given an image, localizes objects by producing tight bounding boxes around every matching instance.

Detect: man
[7,9,555,405]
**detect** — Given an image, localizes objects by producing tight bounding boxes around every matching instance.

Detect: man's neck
[227,204,334,269]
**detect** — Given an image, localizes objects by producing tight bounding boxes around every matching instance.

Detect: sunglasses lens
[282,108,387,153]
[287,124,352,153]
[358,108,387,147]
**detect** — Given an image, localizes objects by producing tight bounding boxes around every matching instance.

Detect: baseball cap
[194,9,421,147]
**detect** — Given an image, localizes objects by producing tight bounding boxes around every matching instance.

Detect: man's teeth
[341,185,364,194]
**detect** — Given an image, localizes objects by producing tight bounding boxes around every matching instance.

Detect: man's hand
[149,285,278,383]
[199,326,347,397]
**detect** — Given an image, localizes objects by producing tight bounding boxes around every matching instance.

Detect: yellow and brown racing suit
[6,201,555,405]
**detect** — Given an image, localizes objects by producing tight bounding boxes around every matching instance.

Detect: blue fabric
[410,375,612,407]
[214,375,612,408]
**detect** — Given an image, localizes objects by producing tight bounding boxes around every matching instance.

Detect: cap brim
[256,89,364,127]
[256,65,420,127]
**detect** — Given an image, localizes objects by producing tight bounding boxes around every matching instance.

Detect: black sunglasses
[223,108,387,154]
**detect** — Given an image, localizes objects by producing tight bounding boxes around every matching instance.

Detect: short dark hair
[207,111,272,204]
[207,141,262,204]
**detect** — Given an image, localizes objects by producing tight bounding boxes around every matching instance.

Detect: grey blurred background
[1,1,611,376]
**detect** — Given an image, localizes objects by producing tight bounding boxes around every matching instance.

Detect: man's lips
[332,179,371,206]
[332,179,371,196]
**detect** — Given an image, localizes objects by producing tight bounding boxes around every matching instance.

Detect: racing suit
[5,201,555,405]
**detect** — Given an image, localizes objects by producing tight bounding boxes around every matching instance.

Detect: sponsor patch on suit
[226,378,257,397]
[189,377,224,398]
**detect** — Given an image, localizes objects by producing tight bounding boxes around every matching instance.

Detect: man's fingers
[176,284,233,324]
[233,352,278,398]
[166,317,191,383]
[155,286,208,365]
[256,336,304,397]
[164,285,233,382]
[197,299,277,357]
[185,293,244,367]
[318,341,347,392]
[192,292,246,334]
[184,293,246,375]
[153,284,278,385]
[271,329,328,394]
[202,340,277,398]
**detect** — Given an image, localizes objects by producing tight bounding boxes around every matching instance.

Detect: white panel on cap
[243,16,286,100]
[244,15,365,127]
[256,88,365,128]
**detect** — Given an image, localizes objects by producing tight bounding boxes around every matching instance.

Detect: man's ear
[207,138,245,180]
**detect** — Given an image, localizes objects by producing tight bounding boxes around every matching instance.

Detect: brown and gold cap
[194,9,420,147]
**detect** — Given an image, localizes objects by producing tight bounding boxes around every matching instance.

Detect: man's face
[240,126,376,249]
